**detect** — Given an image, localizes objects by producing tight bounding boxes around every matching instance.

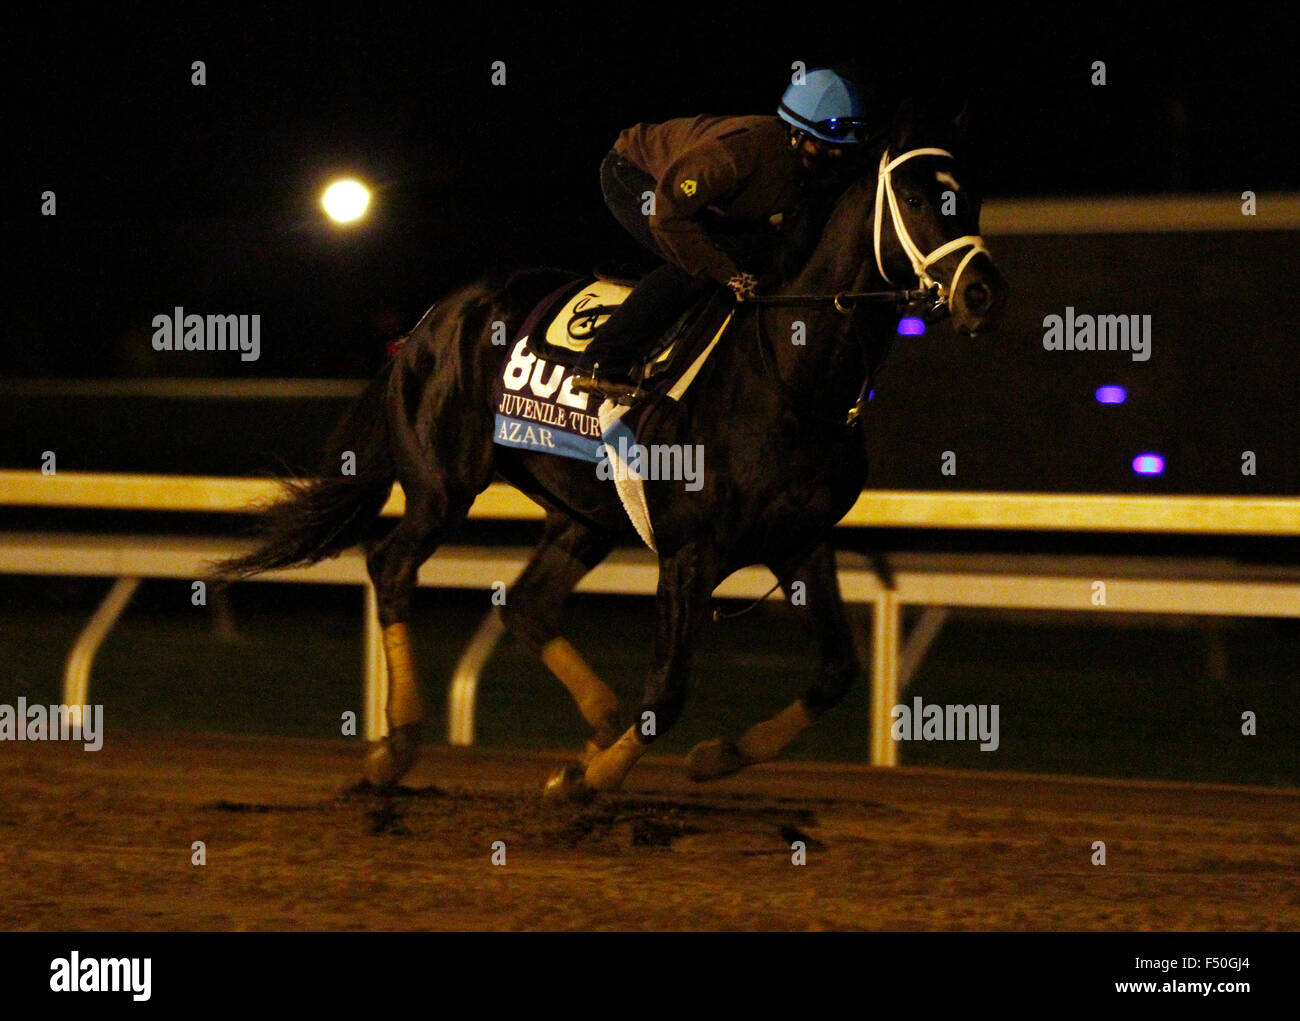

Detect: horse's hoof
[685,739,748,782]
[542,763,595,804]
[365,723,422,788]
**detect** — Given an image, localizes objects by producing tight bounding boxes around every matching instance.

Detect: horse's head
[867,103,1008,335]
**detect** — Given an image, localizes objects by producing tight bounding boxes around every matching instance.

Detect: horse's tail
[211,361,398,582]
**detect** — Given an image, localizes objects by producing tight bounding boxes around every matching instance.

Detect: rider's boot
[572,263,703,403]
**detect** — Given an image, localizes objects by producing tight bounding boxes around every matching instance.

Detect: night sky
[10,5,1297,377]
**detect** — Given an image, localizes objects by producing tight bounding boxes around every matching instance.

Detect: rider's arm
[649,142,745,286]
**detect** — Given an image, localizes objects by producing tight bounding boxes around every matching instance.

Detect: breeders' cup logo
[567,294,613,340]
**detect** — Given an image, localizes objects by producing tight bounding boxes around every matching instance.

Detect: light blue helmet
[777,68,869,144]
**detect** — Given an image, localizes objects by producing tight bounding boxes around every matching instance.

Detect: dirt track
[2,733,1297,931]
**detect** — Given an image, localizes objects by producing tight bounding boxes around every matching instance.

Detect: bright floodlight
[321,179,371,223]
[1132,453,1165,475]
[1096,385,1127,404]
[896,317,926,335]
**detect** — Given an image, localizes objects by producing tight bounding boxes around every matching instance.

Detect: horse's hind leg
[686,541,858,781]
[361,284,502,787]
[501,512,620,754]
[363,486,471,787]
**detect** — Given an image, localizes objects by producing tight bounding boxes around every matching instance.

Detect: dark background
[6,4,1299,492]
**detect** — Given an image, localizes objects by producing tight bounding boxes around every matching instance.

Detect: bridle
[873,146,989,307]
[749,144,991,428]
[748,146,988,317]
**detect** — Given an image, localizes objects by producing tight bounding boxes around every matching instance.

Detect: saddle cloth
[492,275,734,549]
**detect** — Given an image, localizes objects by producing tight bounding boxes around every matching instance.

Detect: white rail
[3,472,1299,764]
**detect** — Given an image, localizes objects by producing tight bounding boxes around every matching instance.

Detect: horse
[213,104,1008,799]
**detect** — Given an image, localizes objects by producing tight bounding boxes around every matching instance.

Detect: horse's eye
[905,196,923,209]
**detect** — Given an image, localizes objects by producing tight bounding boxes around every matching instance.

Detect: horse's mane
[770,136,888,280]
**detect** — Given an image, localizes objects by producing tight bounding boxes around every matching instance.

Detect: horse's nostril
[965,282,990,311]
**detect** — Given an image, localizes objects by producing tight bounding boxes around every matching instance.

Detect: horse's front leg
[502,513,621,755]
[686,541,858,780]
[574,543,720,794]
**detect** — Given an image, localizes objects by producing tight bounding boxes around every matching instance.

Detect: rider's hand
[727,272,759,302]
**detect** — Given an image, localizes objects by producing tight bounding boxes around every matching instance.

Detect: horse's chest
[765,480,851,533]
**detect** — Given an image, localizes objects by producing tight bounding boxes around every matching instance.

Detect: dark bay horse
[214,108,1007,797]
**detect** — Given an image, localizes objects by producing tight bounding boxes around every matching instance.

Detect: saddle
[522,273,733,384]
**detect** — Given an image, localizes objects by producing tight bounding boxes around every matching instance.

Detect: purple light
[868,389,876,401]
[1132,453,1165,475]
[1095,385,1127,404]
[896,317,925,336]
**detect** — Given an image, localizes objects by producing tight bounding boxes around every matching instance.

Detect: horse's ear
[952,101,972,144]
[890,97,916,148]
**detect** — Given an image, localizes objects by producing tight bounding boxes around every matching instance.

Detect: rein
[746,285,935,311]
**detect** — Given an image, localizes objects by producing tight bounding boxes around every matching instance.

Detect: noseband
[873,147,989,306]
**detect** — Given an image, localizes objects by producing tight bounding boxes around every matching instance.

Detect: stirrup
[572,376,643,405]
[572,365,644,405]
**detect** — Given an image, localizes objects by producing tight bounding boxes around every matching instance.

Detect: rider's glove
[726,272,759,302]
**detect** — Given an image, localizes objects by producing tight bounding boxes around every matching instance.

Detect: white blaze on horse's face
[872,147,989,306]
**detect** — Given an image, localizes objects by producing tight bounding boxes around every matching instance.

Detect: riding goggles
[779,103,870,143]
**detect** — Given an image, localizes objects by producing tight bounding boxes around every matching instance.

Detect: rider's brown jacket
[613,114,804,285]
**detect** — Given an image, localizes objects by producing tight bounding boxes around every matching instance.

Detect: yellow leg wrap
[584,725,647,791]
[383,623,424,729]
[540,637,618,728]
[736,700,816,763]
